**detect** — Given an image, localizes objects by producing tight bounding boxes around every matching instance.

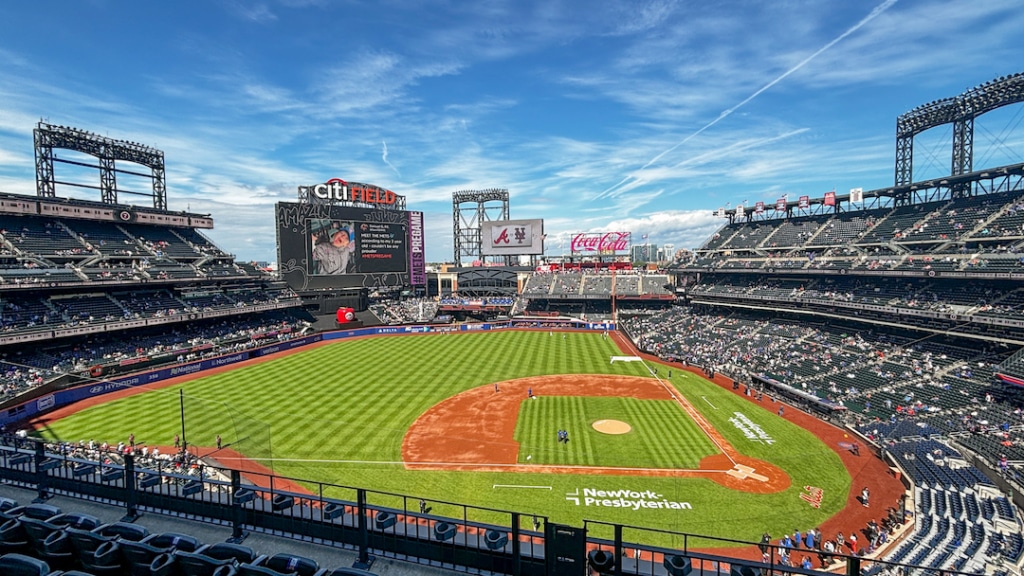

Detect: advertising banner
[570,232,631,255]
[480,219,545,256]
[408,211,426,285]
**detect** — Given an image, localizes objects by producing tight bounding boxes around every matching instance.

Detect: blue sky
[1,1,1023,264]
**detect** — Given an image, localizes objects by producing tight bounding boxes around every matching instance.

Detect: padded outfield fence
[0,438,983,576]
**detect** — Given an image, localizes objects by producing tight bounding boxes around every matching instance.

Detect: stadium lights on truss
[895,97,959,137]
[960,72,1024,116]
[897,73,1024,138]
[34,122,167,209]
[895,71,1024,187]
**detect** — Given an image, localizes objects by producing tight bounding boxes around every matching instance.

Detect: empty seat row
[0,497,378,576]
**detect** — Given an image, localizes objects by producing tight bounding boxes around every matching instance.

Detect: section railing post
[614,523,623,576]
[122,453,140,522]
[511,511,521,576]
[228,469,249,543]
[353,488,375,570]
[32,441,50,503]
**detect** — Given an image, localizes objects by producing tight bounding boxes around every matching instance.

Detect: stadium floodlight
[896,71,1024,186]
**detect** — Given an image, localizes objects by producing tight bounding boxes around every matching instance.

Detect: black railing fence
[0,439,986,576]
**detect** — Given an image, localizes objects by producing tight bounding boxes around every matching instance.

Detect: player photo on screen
[309,218,356,275]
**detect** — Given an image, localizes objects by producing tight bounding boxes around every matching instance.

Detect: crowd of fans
[621,306,1023,472]
[0,285,298,334]
[685,276,1024,340]
[0,432,220,495]
[0,312,310,402]
[621,305,1024,572]
[677,189,1024,274]
[369,297,439,325]
[438,296,515,306]
[0,214,256,286]
[522,271,672,297]
[757,504,909,570]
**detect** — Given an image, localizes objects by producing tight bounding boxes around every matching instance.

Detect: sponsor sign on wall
[570,231,630,255]
[480,219,545,256]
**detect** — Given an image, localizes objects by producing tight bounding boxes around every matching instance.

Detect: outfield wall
[2,320,615,428]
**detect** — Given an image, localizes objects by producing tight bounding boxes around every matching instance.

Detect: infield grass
[514,396,717,468]
[34,330,853,546]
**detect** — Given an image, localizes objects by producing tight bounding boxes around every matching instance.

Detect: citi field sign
[307,178,402,206]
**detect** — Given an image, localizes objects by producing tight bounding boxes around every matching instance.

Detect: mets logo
[36,395,56,411]
[800,486,824,508]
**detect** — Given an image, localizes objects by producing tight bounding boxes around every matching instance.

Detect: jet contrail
[595,0,899,200]
[382,140,400,176]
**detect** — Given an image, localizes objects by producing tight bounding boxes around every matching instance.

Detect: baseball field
[32,330,863,547]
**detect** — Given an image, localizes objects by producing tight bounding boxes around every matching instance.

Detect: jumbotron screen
[275,202,425,291]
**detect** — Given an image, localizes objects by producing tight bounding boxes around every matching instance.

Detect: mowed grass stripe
[40,332,645,466]
[635,398,713,467]
[37,331,854,545]
[606,397,714,468]
[514,396,717,469]
[620,398,676,467]
[570,395,595,466]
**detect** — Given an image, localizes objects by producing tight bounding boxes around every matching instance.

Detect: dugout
[752,375,847,417]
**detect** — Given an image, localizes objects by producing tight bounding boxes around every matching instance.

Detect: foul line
[701,396,718,409]
[212,455,728,474]
[493,484,552,490]
[646,365,736,466]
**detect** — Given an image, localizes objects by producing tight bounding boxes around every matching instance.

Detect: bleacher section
[620,303,1024,574]
[621,181,1024,575]
[518,272,674,320]
[0,211,256,287]
[677,189,1024,275]
[0,487,390,576]
[0,200,304,405]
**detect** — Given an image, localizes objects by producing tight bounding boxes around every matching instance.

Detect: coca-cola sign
[570,231,631,254]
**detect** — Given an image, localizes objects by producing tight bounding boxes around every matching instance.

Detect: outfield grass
[35,331,852,546]
[514,396,717,468]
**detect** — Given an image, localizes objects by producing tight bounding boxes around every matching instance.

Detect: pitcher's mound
[593,419,631,434]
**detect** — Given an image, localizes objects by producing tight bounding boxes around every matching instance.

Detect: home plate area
[726,463,769,482]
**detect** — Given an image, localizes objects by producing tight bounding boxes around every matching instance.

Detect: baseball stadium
[0,74,1023,576]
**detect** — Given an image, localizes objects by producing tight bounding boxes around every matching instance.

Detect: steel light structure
[895,72,1024,193]
[34,122,167,209]
[452,188,509,266]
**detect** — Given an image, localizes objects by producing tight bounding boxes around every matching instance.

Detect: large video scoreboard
[275,179,425,291]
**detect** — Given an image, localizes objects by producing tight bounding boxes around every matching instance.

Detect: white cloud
[0,0,1020,265]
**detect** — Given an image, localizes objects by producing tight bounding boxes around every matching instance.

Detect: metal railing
[0,439,1002,576]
